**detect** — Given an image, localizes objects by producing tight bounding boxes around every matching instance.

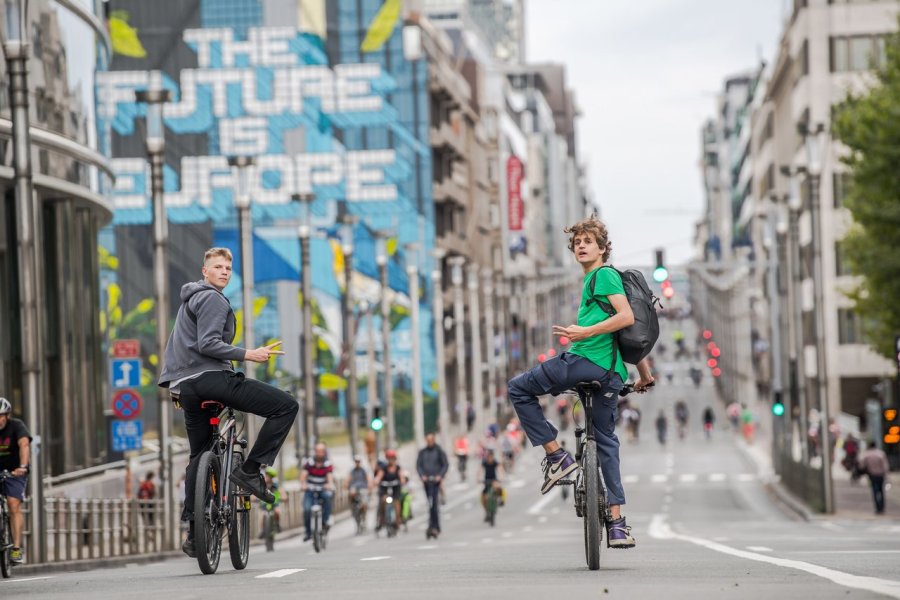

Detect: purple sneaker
[606,516,636,549]
[540,450,578,494]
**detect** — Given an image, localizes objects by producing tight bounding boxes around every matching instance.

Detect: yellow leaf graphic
[386,237,398,256]
[109,12,147,58]
[318,372,347,391]
[136,298,154,313]
[360,0,401,53]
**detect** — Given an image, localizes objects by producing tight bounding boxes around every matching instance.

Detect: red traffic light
[661,279,672,289]
[548,348,557,358]
[703,330,713,340]
[712,367,722,377]
[538,353,547,363]
[711,348,721,358]
[707,358,718,368]
[663,287,675,299]
[559,336,570,346]
[707,342,717,352]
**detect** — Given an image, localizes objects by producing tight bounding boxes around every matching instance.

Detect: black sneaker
[303,532,312,542]
[182,537,196,558]
[229,467,276,504]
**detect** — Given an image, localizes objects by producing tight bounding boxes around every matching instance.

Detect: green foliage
[831,17,900,359]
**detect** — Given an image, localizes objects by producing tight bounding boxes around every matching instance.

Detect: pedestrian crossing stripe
[622,473,757,484]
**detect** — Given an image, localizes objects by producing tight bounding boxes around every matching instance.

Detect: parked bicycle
[192,401,251,575]
[0,470,13,578]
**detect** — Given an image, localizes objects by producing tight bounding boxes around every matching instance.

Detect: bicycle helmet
[385,449,397,459]
[264,466,278,477]
[0,397,10,414]
[353,454,363,462]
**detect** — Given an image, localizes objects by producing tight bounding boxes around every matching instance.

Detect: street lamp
[340,211,360,457]
[405,243,425,449]
[134,71,174,551]
[375,232,396,449]
[799,121,834,514]
[449,256,467,434]
[467,262,484,438]
[3,0,46,562]
[292,192,316,458]
[431,248,449,446]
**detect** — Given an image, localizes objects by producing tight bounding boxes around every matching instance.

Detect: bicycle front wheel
[583,440,601,571]
[194,452,223,575]
[1,511,11,578]
[228,452,250,570]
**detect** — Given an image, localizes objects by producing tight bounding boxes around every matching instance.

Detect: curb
[731,437,814,522]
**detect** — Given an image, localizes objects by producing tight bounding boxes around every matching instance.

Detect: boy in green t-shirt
[507,216,654,549]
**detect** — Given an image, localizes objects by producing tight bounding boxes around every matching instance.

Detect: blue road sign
[111,358,141,389]
[111,419,143,452]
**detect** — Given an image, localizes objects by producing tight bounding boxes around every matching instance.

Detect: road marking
[623,475,639,484]
[649,515,900,599]
[361,556,392,561]
[708,473,726,483]
[452,541,469,547]
[3,576,55,583]
[528,492,557,515]
[651,474,668,483]
[663,495,673,504]
[796,550,900,555]
[746,546,773,552]
[522,525,534,532]
[736,473,756,482]
[510,479,526,489]
[464,502,474,510]
[482,537,494,543]
[538,516,548,523]
[679,474,697,483]
[502,531,513,538]
[418,545,438,550]
[256,569,306,578]
[451,483,468,491]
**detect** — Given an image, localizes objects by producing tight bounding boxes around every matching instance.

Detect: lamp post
[482,268,498,426]
[431,249,449,446]
[375,232,396,449]
[340,211,360,457]
[406,244,425,448]
[134,71,174,550]
[800,121,834,514]
[449,256,467,434]
[228,156,257,451]
[292,193,316,458]
[467,263,484,436]
[3,0,46,561]
[363,300,380,458]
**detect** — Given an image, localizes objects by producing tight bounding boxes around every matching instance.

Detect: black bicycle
[193,401,251,575]
[306,488,329,553]
[350,490,367,535]
[0,470,13,578]
[566,381,649,570]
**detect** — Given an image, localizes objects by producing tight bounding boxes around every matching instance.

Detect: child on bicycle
[507,216,654,549]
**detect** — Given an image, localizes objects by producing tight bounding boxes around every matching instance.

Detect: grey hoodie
[158,281,246,388]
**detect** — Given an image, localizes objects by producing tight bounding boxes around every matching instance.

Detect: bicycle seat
[573,381,603,395]
[200,400,225,411]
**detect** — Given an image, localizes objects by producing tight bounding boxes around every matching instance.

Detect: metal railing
[19,480,351,565]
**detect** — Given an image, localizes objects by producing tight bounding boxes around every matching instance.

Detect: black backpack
[588,265,661,365]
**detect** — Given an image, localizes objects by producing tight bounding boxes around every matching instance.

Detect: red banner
[507,155,524,231]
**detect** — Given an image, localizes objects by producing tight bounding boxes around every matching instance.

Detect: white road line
[522,525,534,532]
[736,473,756,482]
[649,515,900,599]
[663,495,673,504]
[679,474,697,483]
[256,568,306,578]
[651,474,668,483]
[796,550,900,555]
[502,531,513,538]
[623,475,640,484]
[418,545,438,550]
[708,473,727,483]
[2,576,55,583]
[361,556,392,561]
[481,537,494,544]
[510,479,526,489]
[746,546,773,552]
[452,541,470,547]
[527,492,557,515]
[538,516,548,523]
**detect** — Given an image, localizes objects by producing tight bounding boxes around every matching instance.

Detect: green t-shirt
[568,267,629,382]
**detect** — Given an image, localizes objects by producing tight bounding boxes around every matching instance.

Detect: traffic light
[885,408,899,445]
[652,248,668,283]
[371,406,384,431]
[772,392,785,417]
[703,330,713,340]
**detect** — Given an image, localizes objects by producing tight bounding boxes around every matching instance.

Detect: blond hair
[203,247,233,265]
[564,216,611,262]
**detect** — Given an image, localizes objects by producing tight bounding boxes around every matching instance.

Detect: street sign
[111,389,143,420]
[111,419,143,452]
[111,358,141,388]
[112,339,141,358]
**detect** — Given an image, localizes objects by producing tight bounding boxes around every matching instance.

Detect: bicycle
[192,401,251,575]
[564,381,649,571]
[350,489,368,535]
[376,481,400,538]
[306,488,329,553]
[456,454,468,482]
[0,470,14,578]
[483,482,501,527]
[261,504,277,552]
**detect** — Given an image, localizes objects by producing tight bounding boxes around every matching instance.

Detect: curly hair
[564,216,611,262]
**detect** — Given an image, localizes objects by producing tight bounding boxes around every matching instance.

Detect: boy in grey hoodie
[158,247,298,557]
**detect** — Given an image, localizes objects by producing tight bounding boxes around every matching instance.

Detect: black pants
[178,370,299,520]
[869,475,886,513]
[424,480,441,532]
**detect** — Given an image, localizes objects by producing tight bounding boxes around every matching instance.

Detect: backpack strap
[588,266,620,377]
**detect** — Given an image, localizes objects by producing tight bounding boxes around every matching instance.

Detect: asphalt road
[4,338,900,598]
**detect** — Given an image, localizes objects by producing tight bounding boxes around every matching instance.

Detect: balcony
[430,119,466,158]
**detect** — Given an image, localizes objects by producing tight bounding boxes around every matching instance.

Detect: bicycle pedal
[237,438,248,448]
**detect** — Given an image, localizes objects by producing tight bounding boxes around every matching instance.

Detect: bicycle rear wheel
[1,511,11,578]
[312,508,322,553]
[583,440,601,571]
[487,493,497,527]
[228,452,250,570]
[194,452,223,575]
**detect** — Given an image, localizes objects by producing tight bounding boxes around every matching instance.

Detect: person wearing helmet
[370,449,403,533]
[0,397,31,564]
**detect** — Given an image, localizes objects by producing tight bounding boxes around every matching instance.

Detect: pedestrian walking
[858,441,890,514]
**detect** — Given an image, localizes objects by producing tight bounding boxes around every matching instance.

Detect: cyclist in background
[0,397,31,564]
[299,443,334,542]
[674,400,689,440]
[480,450,505,515]
[259,467,282,535]
[347,456,369,528]
[454,434,470,481]
[371,449,403,533]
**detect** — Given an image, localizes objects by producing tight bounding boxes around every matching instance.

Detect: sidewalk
[734,426,900,521]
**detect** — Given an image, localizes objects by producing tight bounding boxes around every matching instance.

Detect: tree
[832,17,900,359]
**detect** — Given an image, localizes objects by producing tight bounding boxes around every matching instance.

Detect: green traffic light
[772,403,785,417]
[652,266,669,283]
[371,418,384,431]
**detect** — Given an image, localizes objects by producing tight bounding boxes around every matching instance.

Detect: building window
[831,35,888,72]
[835,241,852,276]
[838,308,866,344]
[833,172,850,208]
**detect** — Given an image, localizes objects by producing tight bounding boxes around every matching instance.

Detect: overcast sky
[526,0,787,267]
